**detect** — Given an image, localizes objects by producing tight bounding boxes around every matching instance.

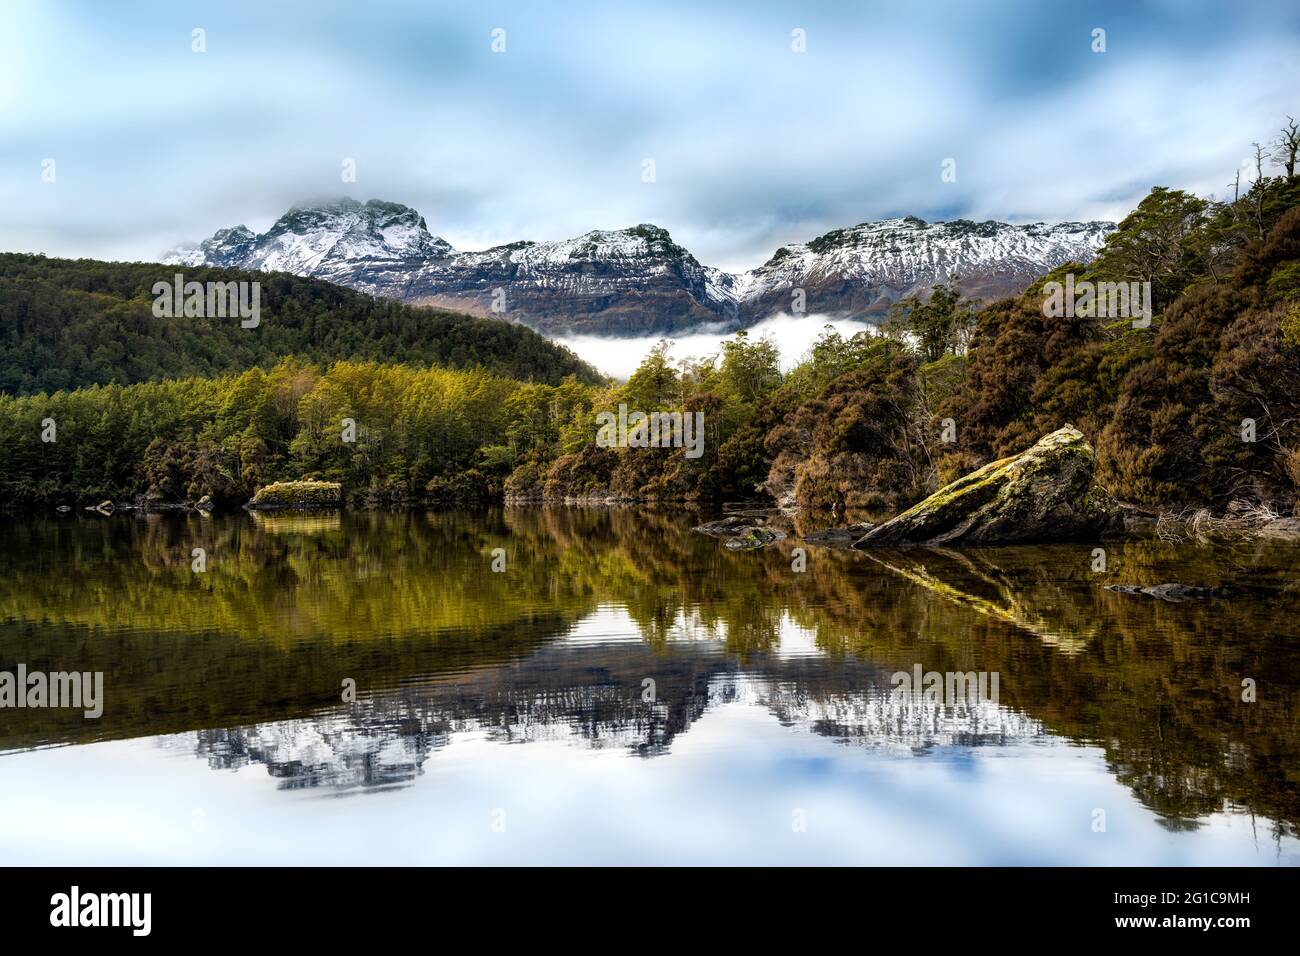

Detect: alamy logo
[50,886,151,936]
[0,664,103,718]
[1042,273,1152,328]
[595,404,705,459]
[152,273,261,328]
[890,665,999,706]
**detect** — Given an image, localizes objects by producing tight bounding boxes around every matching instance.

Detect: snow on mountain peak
[735,216,1116,319]
[160,202,1116,335]
[163,198,454,288]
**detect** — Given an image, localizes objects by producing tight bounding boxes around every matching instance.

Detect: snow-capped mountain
[162,198,452,289]
[400,224,730,335]
[162,200,1115,336]
[727,216,1117,320]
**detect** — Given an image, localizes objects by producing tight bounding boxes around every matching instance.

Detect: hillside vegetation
[0,254,601,393]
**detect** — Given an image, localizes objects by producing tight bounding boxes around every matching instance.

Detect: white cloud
[556,314,877,380]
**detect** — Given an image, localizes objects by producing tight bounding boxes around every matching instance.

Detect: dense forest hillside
[0,254,601,393]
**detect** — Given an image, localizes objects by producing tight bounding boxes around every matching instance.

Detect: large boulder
[853,425,1118,548]
[247,480,343,511]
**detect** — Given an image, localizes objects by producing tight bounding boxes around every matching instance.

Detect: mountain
[402,224,733,336]
[163,199,452,290]
[0,252,602,395]
[163,199,1116,336]
[725,216,1117,320]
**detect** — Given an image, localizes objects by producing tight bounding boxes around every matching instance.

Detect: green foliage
[765,338,927,511]
[1283,302,1300,348]
[1089,187,1212,311]
[714,331,782,406]
[885,283,977,362]
[619,340,681,411]
[0,359,531,507]
[0,253,601,394]
[499,332,787,502]
[1099,205,1300,505]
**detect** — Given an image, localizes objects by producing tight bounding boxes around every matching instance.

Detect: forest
[0,253,600,393]
[1,122,1298,514]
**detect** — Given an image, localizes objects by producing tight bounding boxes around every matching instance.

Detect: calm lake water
[0,508,1297,866]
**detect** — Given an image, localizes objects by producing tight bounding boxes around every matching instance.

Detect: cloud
[1,0,1297,270]
[556,314,876,380]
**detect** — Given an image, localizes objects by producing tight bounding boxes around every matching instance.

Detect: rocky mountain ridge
[163,198,1116,336]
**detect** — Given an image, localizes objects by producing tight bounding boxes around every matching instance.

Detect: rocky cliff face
[163,200,1115,336]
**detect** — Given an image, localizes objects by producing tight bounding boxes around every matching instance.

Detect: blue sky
[2,0,1298,270]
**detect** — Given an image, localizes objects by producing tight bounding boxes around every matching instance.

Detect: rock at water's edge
[854,425,1119,548]
[247,480,343,511]
[692,515,786,550]
[723,527,784,550]
[802,523,875,547]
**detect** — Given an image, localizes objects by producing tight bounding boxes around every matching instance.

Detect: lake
[0,508,1297,865]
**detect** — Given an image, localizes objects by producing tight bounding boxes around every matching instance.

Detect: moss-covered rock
[692,514,788,550]
[853,425,1119,547]
[247,480,342,511]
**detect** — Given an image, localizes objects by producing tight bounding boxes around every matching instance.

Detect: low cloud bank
[555,314,878,380]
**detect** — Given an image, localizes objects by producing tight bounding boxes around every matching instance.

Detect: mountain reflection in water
[0,507,1297,864]
[190,638,1043,793]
